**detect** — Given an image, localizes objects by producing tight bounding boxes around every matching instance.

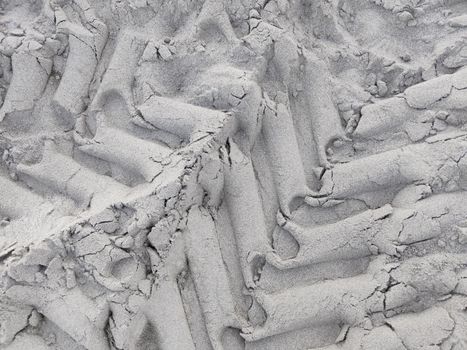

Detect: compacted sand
[1,0,467,349]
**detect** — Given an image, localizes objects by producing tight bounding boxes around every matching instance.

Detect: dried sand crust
[0,0,467,349]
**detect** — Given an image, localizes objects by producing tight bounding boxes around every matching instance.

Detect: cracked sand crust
[0,0,467,349]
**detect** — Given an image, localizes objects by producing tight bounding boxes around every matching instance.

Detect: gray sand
[1,0,467,349]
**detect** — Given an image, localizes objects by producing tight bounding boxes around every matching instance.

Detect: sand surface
[1,0,467,349]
